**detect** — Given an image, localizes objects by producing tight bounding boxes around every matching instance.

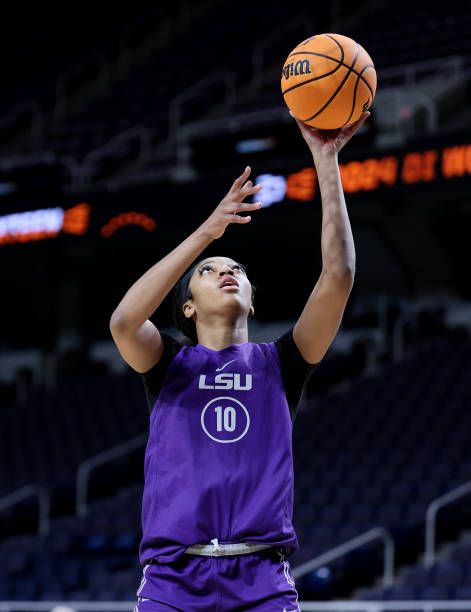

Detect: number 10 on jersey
[214,405,236,432]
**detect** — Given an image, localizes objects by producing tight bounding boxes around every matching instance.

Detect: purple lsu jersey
[139,339,299,566]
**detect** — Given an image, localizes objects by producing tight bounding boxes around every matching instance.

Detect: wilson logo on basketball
[282,59,312,80]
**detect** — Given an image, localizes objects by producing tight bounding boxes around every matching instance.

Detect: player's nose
[219,265,234,276]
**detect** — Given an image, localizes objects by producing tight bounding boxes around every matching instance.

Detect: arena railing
[2,602,471,612]
[168,72,237,138]
[298,602,471,611]
[53,2,195,124]
[53,53,111,122]
[291,526,395,588]
[103,54,469,188]
[378,55,465,88]
[424,479,471,568]
[0,2,207,150]
[0,484,50,536]
[79,126,154,189]
[0,99,44,143]
[0,53,109,145]
[75,433,147,517]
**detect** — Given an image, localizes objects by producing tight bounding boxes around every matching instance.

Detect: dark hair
[172,258,256,346]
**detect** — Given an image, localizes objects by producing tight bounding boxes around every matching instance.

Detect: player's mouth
[219,277,239,290]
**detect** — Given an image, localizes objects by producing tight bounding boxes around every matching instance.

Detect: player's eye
[233,264,246,274]
[199,264,213,274]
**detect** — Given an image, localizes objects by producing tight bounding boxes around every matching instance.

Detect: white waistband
[184,538,273,557]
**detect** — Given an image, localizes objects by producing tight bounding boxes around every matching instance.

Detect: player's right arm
[109,167,262,373]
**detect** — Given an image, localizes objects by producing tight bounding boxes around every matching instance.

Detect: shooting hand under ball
[289,110,370,160]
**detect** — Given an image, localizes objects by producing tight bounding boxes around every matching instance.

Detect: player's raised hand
[289,109,370,159]
[199,166,263,240]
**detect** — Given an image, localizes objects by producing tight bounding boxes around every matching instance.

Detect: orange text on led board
[100,212,157,238]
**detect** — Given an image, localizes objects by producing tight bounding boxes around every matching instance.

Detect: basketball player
[109,110,370,610]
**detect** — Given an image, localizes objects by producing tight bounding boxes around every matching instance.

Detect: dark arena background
[1,1,471,610]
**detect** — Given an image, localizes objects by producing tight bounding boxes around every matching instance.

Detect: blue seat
[87,568,110,591]
[348,503,374,528]
[349,468,372,486]
[332,486,357,507]
[354,587,385,600]
[400,466,424,484]
[307,525,334,550]
[401,565,430,589]
[449,542,471,564]
[361,485,384,505]
[65,588,92,600]
[308,488,332,507]
[82,532,110,552]
[294,505,315,530]
[455,586,471,599]
[37,589,64,601]
[374,466,398,487]
[415,482,442,504]
[403,502,427,527]
[377,502,402,526]
[386,586,416,600]
[322,469,345,489]
[336,523,362,543]
[421,586,449,600]
[93,587,120,601]
[11,584,37,600]
[388,482,413,505]
[5,551,30,574]
[433,561,463,589]
[111,530,137,551]
[319,504,344,526]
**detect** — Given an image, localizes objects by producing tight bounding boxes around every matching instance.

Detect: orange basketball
[281,33,377,130]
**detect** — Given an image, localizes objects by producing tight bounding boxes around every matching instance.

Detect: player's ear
[249,304,254,317]
[182,300,195,319]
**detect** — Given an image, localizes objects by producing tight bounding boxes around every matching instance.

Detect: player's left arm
[289,110,370,365]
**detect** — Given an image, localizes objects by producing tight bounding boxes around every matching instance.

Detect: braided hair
[172,259,256,346]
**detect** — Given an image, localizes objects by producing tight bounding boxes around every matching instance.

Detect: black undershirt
[139,327,319,423]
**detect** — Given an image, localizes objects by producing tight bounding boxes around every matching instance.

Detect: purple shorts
[134,546,300,611]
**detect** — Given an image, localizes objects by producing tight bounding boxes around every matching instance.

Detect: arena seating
[0,331,470,600]
[355,538,471,600]
[15,0,317,176]
[7,0,469,186]
[0,371,147,504]
[0,483,143,601]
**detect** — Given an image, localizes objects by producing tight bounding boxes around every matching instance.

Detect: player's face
[184,256,254,321]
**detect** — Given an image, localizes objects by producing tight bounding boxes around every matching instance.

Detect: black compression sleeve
[274,327,319,423]
[139,332,183,414]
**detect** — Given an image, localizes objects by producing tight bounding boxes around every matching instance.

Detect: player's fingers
[239,183,262,198]
[289,110,306,131]
[226,213,252,223]
[289,110,317,135]
[344,111,370,137]
[230,166,251,193]
[237,201,262,211]
[291,113,306,132]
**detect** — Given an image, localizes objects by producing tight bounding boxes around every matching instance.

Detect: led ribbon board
[255,143,471,207]
[0,203,90,245]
